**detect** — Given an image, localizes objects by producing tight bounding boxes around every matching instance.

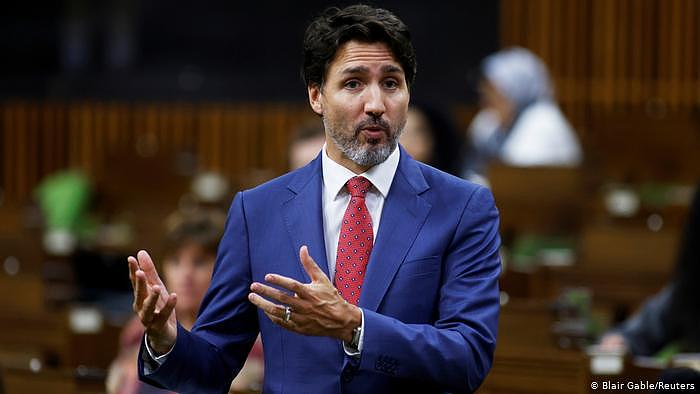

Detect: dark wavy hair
[161,209,226,261]
[302,4,417,88]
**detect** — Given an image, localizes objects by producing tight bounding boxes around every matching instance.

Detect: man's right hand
[128,250,178,356]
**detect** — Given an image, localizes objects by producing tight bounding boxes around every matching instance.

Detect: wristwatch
[349,324,362,350]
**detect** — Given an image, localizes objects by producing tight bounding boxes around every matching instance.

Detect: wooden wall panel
[3,1,699,206]
[0,101,316,207]
[499,0,700,182]
[501,0,700,113]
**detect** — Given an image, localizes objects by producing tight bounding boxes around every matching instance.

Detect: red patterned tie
[334,176,374,305]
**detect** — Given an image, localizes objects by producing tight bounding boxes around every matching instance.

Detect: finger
[250,282,305,312]
[248,293,287,317]
[265,312,284,325]
[264,311,307,335]
[127,256,138,285]
[137,250,167,289]
[133,270,148,311]
[152,292,177,327]
[265,312,288,328]
[263,274,305,296]
[299,245,328,283]
[141,285,161,325]
[265,312,293,327]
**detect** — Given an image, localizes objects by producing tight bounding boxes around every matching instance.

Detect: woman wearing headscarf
[464,47,582,180]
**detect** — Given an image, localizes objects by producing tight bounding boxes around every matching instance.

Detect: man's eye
[383,80,399,89]
[344,80,361,89]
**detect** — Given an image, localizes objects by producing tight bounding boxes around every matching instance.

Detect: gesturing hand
[128,250,178,355]
[248,246,361,342]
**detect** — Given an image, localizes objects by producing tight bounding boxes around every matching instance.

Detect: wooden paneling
[501,0,700,113]
[578,224,678,274]
[0,101,317,207]
[488,165,585,236]
[498,0,700,183]
[479,300,591,394]
[0,312,71,368]
[481,347,590,394]
[1,367,75,394]
[586,109,700,183]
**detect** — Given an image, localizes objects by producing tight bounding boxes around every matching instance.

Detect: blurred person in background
[107,209,264,393]
[599,182,700,386]
[288,120,326,170]
[463,47,582,182]
[400,103,463,176]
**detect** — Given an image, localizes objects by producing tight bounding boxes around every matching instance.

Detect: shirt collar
[321,142,400,199]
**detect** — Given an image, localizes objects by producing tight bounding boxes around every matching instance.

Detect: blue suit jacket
[139,147,501,393]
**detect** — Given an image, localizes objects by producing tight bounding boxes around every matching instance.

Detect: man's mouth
[355,117,391,145]
[361,128,386,140]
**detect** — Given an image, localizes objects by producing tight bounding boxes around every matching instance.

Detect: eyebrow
[340,65,404,75]
[381,65,403,74]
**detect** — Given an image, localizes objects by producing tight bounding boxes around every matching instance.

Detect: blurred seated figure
[106,209,264,393]
[400,103,463,176]
[289,120,326,170]
[464,47,582,181]
[599,183,700,385]
[35,170,93,256]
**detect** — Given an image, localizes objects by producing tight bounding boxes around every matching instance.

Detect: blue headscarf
[481,47,553,112]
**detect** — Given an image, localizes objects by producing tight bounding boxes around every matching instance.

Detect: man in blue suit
[130,4,501,393]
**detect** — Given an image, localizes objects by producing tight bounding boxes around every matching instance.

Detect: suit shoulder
[246,170,295,194]
[237,166,311,204]
[416,162,485,195]
[414,162,495,212]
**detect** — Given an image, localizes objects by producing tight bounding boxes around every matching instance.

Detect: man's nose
[364,85,386,117]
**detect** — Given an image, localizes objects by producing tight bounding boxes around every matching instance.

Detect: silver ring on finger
[283,305,292,323]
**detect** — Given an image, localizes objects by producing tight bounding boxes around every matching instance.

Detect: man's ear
[308,84,323,116]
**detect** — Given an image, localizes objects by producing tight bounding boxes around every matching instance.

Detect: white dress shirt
[321,144,400,280]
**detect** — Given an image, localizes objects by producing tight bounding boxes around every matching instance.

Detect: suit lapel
[281,155,331,280]
[360,149,431,311]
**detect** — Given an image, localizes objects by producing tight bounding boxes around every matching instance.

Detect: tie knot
[345,176,372,197]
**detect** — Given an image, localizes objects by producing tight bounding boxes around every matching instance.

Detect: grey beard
[325,119,403,167]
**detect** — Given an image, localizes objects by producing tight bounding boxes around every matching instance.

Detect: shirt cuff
[343,308,365,357]
[144,333,174,365]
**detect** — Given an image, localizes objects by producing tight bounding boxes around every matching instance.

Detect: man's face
[308,40,410,170]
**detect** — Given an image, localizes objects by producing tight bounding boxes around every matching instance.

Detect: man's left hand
[248,245,361,342]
